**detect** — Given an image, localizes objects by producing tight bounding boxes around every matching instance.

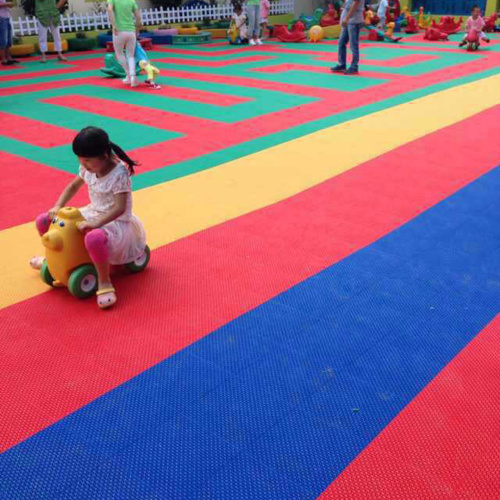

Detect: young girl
[459,5,490,47]
[30,127,147,309]
[229,3,248,44]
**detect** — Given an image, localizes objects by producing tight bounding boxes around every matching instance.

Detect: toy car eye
[59,221,65,227]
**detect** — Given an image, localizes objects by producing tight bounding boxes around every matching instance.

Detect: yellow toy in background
[385,22,395,38]
[309,25,324,42]
[139,60,161,90]
[39,207,151,299]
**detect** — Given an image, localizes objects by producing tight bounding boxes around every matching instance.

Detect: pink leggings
[36,213,109,264]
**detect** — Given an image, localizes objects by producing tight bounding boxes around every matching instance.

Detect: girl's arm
[108,2,117,35]
[49,177,85,217]
[78,193,127,232]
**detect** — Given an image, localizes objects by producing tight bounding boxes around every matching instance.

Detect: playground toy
[484,13,498,32]
[418,7,432,29]
[463,29,481,51]
[365,23,402,43]
[309,25,324,43]
[431,16,463,35]
[405,16,419,34]
[320,5,340,27]
[38,207,151,299]
[291,9,323,30]
[386,0,401,24]
[101,40,152,78]
[274,22,306,43]
[424,28,449,41]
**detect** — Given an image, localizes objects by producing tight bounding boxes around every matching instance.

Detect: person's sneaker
[330,65,346,73]
[130,77,139,88]
[485,38,490,43]
[344,66,359,75]
[249,39,256,46]
[256,38,263,45]
[122,77,131,84]
[458,41,466,47]
[9,59,20,64]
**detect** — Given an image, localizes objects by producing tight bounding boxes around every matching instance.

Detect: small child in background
[228,3,248,44]
[459,5,490,46]
[260,0,270,39]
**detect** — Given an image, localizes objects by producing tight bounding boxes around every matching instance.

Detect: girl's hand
[77,221,97,233]
[113,28,119,36]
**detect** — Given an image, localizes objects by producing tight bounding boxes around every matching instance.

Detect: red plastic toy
[386,0,401,24]
[424,28,449,41]
[464,28,481,51]
[484,13,498,32]
[431,16,463,35]
[320,4,340,27]
[273,22,306,43]
[405,16,419,34]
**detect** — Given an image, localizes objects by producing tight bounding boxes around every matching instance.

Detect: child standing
[260,0,270,39]
[229,3,248,44]
[31,127,147,309]
[377,0,389,30]
[459,5,490,47]
[0,0,18,65]
[108,0,143,87]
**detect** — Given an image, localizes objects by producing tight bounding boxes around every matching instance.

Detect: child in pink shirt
[459,5,490,46]
[260,0,270,39]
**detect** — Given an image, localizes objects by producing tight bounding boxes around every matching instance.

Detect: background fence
[12,0,294,36]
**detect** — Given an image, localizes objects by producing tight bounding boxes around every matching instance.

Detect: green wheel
[40,261,55,287]
[68,265,98,299]
[125,246,151,273]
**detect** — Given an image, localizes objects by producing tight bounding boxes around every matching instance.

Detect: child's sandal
[96,287,117,309]
[30,256,45,270]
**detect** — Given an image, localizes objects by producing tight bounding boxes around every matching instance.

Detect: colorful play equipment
[418,6,432,29]
[320,4,340,27]
[172,31,212,44]
[386,0,401,24]
[100,41,148,78]
[38,207,151,299]
[464,29,481,51]
[309,25,324,43]
[431,16,463,35]
[424,27,449,41]
[405,16,419,34]
[274,22,306,43]
[365,24,402,43]
[484,13,498,32]
[106,37,152,53]
[290,9,323,30]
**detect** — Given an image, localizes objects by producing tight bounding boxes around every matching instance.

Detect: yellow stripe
[1,75,499,310]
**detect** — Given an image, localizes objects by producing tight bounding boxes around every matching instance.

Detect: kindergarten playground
[1,4,500,499]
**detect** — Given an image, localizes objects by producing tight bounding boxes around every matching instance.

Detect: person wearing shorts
[0,0,18,65]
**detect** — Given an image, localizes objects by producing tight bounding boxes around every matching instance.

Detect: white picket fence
[12,0,294,36]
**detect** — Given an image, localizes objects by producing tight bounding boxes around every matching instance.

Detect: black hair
[233,2,242,11]
[471,4,480,11]
[72,126,139,175]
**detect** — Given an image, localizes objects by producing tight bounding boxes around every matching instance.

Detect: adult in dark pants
[331,0,365,75]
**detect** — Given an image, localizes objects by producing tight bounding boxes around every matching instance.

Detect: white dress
[79,163,147,265]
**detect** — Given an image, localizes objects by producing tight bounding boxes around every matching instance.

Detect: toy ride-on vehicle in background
[39,207,150,298]
[464,28,481,51]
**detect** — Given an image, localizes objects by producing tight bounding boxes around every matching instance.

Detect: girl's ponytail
[110,142,139,175]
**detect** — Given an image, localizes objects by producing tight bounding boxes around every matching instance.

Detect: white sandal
[96,287,117,309]
[30,256,44,270]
